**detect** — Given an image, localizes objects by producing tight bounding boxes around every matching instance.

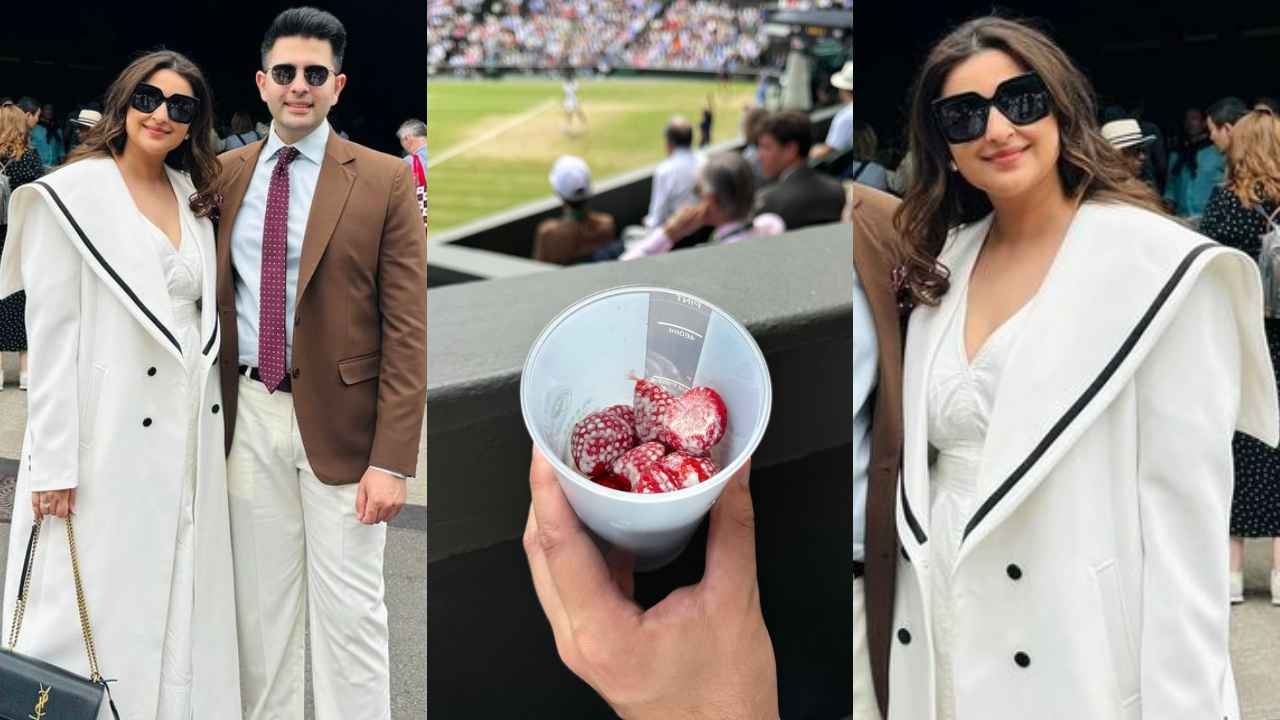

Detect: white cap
[549,155,592,202]
[831,61,852,91]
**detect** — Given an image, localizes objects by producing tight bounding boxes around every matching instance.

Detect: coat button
[147,367,157,377]
[142,418,153,427]
[1015,652,1030,668]
[292,367,301,379]
[1007,564,1022,580]
[897,628,912,645]
[212,404,220,414]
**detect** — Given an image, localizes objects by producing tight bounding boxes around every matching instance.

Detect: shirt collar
[262,120,330,166]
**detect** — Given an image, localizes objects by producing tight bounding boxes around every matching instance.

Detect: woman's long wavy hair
[66,50,220,218]
[0,105,30,160]
[891,16,1166,307]
[1225,111,1280,210]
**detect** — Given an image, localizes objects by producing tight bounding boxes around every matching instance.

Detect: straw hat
[1101,119,1155,150]
[831,61,852,92]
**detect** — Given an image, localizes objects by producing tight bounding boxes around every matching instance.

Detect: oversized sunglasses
[269,64,334,87]
[931,72,1052,144]
[130,83,200,125]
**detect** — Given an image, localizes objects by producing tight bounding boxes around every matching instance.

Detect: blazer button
[147,367,157,377]
[1014,652,1030,668]
[897,628,912,645]
[292,367,301,379]
[1006,564,1022,580]
[142,418,153,427]
[212,404,220,414]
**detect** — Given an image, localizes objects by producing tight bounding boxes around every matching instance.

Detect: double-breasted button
[1014,652,1030,668]
[147,367,157,377]
[292,367,301,379]
[1006,564,1022,580]
[142,418,153,427]
[897,628,912,645]
[212,404,220,414]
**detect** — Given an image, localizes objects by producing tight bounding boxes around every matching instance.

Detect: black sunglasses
[130,83,200,125]
[931,72,1052,144]
[269,64,334,87]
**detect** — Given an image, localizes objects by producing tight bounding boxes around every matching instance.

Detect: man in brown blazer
[851,183,905,719]
[214,8,426,719]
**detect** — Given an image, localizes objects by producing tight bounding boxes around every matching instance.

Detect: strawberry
[633,378,675,443]
[611,441,667,491]
[657,386,728,456]
[658,452,719,489]
[571,410,637,477]
[591,473,631,492]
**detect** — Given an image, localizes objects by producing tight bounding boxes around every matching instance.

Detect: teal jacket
[1164,142,1224,218]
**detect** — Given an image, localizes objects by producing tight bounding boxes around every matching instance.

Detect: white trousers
[227,376,391,720]
[853,575,883,720]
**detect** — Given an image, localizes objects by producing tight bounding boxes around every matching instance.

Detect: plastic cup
[520,286,772,571]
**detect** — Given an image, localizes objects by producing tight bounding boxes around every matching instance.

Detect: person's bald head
[665,116,693,152]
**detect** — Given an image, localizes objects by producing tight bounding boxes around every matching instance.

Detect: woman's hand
[32,489,76,522]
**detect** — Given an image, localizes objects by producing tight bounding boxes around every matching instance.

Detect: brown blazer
[851,184,904,718]
[214,131,428,485]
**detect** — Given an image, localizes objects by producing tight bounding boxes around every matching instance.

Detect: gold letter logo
[29,684,50,720]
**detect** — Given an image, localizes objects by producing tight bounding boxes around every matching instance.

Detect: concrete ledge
[426,222,853,561]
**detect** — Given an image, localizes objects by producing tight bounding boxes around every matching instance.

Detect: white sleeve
[851,267,879,563]
[644,167,669,229]
[20,196,82,491]
[1133,264,1239,717]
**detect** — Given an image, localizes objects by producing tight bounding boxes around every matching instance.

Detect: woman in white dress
[0,51,241,719]
[885,17,1278,720]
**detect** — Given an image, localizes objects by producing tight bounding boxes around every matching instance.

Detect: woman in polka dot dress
[1198,109,1280,605]
[0,104,40,389]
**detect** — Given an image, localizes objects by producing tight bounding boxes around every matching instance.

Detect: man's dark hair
[1207,97,1249,128]
[17,96,39,114]
[665,120,693,149]
[261,7,348,72]
[760,111,813,157]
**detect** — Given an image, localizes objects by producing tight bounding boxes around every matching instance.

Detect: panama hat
[1101,119,1156,150]
[831,61,852,92]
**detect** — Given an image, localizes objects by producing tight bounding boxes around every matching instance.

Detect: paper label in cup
[645,293,711,394]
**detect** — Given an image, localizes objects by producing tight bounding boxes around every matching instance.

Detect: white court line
[657,321,703,339]
[428,99,557,169]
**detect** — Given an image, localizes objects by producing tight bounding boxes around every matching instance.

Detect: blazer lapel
[214,144,262,312]
[297,133,356,307]
[898,215,990,556]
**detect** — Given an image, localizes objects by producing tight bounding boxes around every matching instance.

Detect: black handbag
[0,519,120,720]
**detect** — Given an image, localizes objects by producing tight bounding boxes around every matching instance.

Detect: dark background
[854,1,1280,161]
[0,1,427,156]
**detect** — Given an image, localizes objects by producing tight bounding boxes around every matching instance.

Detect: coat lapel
[297,133,355,308]
[898,215,991,556]
[168,167,220,367]
[214,143,263,311]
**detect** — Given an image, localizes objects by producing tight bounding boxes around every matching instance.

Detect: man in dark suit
[755,111,847,229]
[213,8,427,719]
[851,183,905,719]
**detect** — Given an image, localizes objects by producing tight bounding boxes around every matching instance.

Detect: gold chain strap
[5,519,104,683]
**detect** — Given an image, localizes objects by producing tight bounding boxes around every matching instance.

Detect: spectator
[222,111,263,149]
[1101,118,1158,184]
[642,116,700,228]
[534,155,618,264]
[1206,96,1251,154]
[812,60,853,161]
[740,106,770,184]
[399,118,430,224]
[754,111,846,228]
[1165,106,1224,219]
[623,151,784,259]
[851,121,890,191]
[1196,110,1280,607]
[64,107,101,152]
[1256,96,1280,116]
[31,103,64,168]
[0,104,40,389]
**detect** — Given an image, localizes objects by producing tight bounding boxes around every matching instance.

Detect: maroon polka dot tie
[259,145,300,393]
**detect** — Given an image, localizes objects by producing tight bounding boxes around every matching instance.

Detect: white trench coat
[0,158,241,720]
[889,202,1280,720]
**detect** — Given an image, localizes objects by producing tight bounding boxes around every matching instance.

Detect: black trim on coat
[203,320,218,356]
[33,181,183,354]
[962,242,1218,541]
[901,467,927,544]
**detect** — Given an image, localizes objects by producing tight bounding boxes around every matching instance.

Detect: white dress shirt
[643,147,699,228]
[825,103,853,153]
[851,265,878,563]
[230,120,330,368]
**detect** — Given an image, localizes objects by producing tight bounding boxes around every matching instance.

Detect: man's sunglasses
[269,64,335,87]
[931,72,1052,144]
[131,83,200,125]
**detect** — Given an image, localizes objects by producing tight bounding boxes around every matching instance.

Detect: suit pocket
[1093,559,1141,710]
[337,352,381,386]
[79,363,108,448]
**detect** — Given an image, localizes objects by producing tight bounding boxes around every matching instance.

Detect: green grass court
[426,78,757,233]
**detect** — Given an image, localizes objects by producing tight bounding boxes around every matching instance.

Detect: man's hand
[32,488,76,522]
[663,202,710,244]
[355,467,406,525]
[523,446,778,720]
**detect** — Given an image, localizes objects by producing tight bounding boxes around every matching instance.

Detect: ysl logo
[29,684,50,720]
